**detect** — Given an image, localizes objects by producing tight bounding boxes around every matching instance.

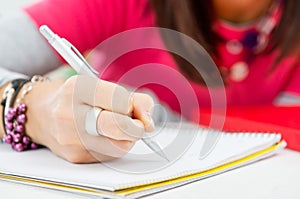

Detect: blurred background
[0,0,36,14]
[0,0,77,79]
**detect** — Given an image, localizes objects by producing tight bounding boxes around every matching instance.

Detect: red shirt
[25,0,300,119]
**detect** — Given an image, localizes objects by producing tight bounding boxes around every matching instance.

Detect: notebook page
[0,123,281,191]
[126,142,284,199]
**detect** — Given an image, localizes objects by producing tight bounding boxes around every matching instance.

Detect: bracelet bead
[3,103,39,152]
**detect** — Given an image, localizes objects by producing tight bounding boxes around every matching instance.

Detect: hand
[24,75,155,163]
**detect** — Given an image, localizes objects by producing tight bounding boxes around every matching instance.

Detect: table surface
[0,149,299,199]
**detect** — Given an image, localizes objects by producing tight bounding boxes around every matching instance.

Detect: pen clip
[62,38,99,77]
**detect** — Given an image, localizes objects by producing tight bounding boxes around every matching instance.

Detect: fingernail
[144,111,155,132]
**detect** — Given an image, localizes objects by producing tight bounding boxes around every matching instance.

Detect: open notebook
[0,123,285,198]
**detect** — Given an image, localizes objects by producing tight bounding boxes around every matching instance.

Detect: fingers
[65,75,133,115]
[93,80,133,115]
[65,76,155,131]
[50,138,135,163]
[83,135,135,159]
[56,75,157,163]
[96,110,145,141]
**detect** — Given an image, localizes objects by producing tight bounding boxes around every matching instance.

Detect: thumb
[131,93,155,132]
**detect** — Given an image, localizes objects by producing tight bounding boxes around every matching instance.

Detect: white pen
[39,25,168,161]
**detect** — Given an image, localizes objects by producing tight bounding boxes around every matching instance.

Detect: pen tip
[162,153,170,162]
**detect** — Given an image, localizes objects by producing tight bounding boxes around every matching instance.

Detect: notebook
[0,123,285,198]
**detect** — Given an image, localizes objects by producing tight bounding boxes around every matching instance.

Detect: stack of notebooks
[0,123,285,198]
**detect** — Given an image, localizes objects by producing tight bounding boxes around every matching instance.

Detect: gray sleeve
[0,68,29,86]
[0,10,61,86]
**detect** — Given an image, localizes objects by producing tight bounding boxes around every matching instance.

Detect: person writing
[0,0,299,163]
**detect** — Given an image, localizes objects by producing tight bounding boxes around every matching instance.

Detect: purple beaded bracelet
[3,103,38,151]
[1,76,46,152]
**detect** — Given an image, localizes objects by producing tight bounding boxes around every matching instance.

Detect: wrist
[1,76,47,151]
[21,79,64,146]
[0,82,11,138]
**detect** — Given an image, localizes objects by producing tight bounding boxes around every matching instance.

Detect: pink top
[25,0,300,119]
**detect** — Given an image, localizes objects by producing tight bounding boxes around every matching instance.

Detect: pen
[39,25,169,161]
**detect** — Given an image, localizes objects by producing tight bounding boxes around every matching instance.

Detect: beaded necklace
[214,0,282,82]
